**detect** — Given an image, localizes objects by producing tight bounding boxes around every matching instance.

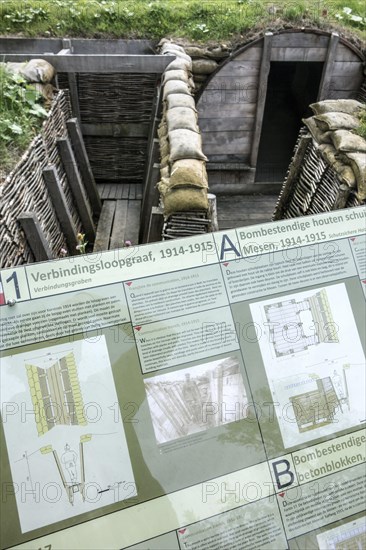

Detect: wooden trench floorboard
[93,198,141,251]
[216,194,278,230]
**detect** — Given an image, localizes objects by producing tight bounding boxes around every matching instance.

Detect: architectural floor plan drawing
[26,352,87,436]
[249,283,366,448]
[264,289,338,358]
[0,337,136,533]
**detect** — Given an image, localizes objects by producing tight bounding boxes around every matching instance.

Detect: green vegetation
[0,66,48,173]
[0,0,365,40]
[355,110,366,140]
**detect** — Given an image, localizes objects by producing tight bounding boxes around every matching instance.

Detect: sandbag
[160,166,170,179]
[157,177,171,196]
[166,107,199,133]
[165,57,192,72]
[163,70,190,85]
[18,59,55,83]
[160,136,169,158]
[166,93,197,112]
[331,130,366,153]
[170,159,208,188]
[163,49,192,63]
[160,154,170,168]
[192,59,218,75]
[169,129,208,162]
[158,122,168,139]
[302,118,332,144]
[314,112,360,132]
[161,42,185,54]
[310,99,366,117]
[318,143,338,165]
[339,152,366,200]
[163,80,191,99]
[163,186,208,215]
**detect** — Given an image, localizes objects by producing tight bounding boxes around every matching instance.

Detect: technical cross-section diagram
[26,352,87,436]
[264,289,339,357]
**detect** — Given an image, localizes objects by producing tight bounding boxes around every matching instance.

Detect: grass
[0,0,365,41]
[0,65,48,174]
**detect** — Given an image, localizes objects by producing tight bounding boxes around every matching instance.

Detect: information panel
[1,207,365,550]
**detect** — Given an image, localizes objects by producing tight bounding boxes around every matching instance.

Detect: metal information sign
[1,207,365,550]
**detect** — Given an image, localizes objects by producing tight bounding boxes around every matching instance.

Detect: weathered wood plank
[126,200,141,245]
[43,165,79,255]
[141,80,162,243]
[67,118,102,216]
[329,74,363,91]
[110,200,128,249]
[93,201,116,251]
[1,54,175,73]
[57,137,96,242]
[135,184,143,200]
[0,38,62,53]
[251,32,273,168]
[335,43,362,62]
[67,73,82,121]
[122,185,130,199]
[147,206,164,243]
[200,117,255,133]
[18,213,53,261]
[215,60,261,77]
[129,185,136,200]
[326,90,359,100]
[317,33,339,101]
[81,123,149,137]
[198,102,257,118]
[272,32,329,48]
[205,76,260,91]
[235,46,263,61]
[198,88,258,105]
[271,47,327,62]
[202,132,252,155]
[331,61,363,76]
[71,39,154,55]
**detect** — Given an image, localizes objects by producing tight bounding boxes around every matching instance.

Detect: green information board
[1,207,365,549]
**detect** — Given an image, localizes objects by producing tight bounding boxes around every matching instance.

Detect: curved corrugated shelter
[196,30,365,192]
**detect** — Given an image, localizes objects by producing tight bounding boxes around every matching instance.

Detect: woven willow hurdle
[0,91,84,268]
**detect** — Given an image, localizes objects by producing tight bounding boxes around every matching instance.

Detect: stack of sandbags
[302,99,366,201]
[157,41,209,216]
[2,59,56,105]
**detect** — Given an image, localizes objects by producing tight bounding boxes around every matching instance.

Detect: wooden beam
[18,213,53,261]
[317,33,340,101]
[93,201,116,252]
[81,123,149,138]
[1,54,175,73]
[141,79,163,243]
[43,165,79,255]
[57,137,96,243]
[250,33,273,168]
[67,72,82,122]
[67,118,102,216]
[110,200,128,249]
[147,206,164,243]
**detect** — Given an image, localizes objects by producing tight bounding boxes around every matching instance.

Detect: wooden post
[147,206,164,243]
[140,80,163,243]
[57,137,96,243]
[207,193,219,232]
[317,33,340,101]
[43,166,79,255]
[93,201,116,252]
[67,118,102,216]
[18,212,53,261]
[250,32,273,168]
[67,72,82,122]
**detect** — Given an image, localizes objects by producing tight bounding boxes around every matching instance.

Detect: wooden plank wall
[197,32,363,171]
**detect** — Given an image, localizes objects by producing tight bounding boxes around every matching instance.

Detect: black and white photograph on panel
[144,357,248,445]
